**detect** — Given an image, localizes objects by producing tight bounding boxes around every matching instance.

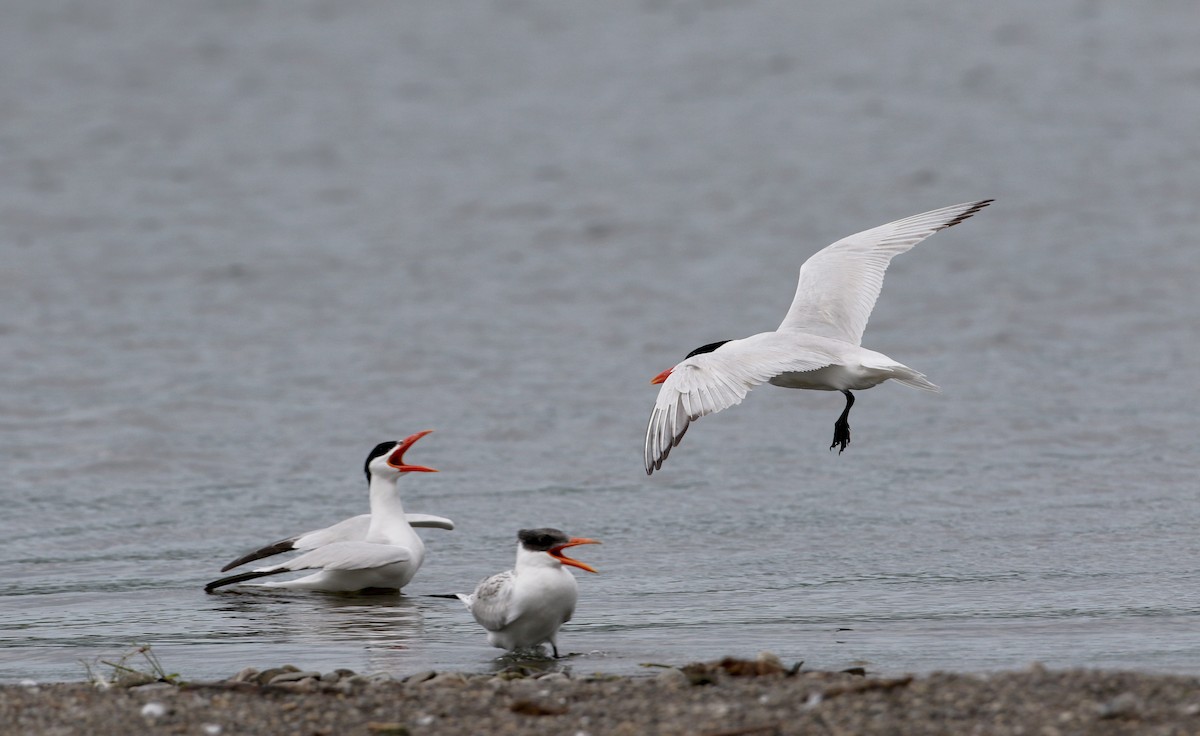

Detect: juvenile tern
[205,431,453,593]
[645,200,993,474]
[456,528,600,657]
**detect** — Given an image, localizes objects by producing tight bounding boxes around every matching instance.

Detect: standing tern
[205,431,454,593]
[645,200,993,474]
[456,528,600,657]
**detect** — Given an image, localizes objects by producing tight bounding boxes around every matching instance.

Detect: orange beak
[549,538,601,573]
[387,430,438,473]
[650,368,673,385]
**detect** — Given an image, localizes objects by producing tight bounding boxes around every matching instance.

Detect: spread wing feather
[221,512,451,571]
[274,541,412,573]
[644,337,834,474]
[779,200,992,345]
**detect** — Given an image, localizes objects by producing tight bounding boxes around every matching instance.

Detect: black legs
[830,390,854,454]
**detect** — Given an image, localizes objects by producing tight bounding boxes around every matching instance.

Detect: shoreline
[4,657,1199,735]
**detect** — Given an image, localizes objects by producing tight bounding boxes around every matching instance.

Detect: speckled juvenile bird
[456,528,600,657]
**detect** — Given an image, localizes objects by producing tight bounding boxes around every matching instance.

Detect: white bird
[456,528,600,658]
[205,431,454,593]
[644,200,993,474]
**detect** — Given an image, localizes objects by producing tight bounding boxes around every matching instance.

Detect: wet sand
[5,659,1200,735]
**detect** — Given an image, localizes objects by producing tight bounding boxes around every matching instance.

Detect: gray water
[2,0,1199,684]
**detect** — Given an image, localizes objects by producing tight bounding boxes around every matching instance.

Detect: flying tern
[644,200,993,474]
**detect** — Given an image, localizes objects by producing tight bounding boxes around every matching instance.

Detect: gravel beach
[5,659,1200,736]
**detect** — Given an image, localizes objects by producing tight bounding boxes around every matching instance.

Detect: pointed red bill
[651,368,673,385]
[387,430,438,473]
[550,537,601,573]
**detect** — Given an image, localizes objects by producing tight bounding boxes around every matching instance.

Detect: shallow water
[2,0,1200,683]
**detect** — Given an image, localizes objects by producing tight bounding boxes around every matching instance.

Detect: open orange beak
[550,538,601,573]
[387,430,438,473]
[650,368,673,385]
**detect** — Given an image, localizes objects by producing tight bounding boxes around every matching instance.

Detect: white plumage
[205,431,453,593]
[457,528,599,657]
[645,200,993,474]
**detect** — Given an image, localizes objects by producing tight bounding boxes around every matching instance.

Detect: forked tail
[891,366,939,392]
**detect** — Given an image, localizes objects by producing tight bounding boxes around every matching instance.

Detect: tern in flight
[456,528,600,657]
[205,431,453,593]
[644,200,993,474]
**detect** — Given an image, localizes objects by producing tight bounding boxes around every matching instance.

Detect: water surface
[2,0,1199,682]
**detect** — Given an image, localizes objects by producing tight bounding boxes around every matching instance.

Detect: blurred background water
[2,0,1199,683]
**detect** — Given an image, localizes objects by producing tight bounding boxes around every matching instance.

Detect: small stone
[538,672,570,683]
[201,724,222,736]
[268,670,322,685]
[495,671,528,681]
[655,669,689,688]
[116,671,157,688]
[510,699,569,716]
[319,671,341,683]
[1097,692,1141,720]
[679,663,720,686]
[423,673,468,687]
[140,702,167,720]
[273,678,319,692]
[229,667,259,684]
[254,668,288,685]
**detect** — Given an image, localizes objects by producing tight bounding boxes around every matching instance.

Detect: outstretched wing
[219,515,372,572]
[467,571,516,632]
[405,514,455,530]
[779,200,992,345]
[644,336,834,474]
[279,541,412,572]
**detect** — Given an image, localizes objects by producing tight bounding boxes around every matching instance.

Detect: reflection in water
[485,649,567,677]
[208,590,430,674]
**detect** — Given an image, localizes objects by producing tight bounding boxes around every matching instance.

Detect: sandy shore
[4,657,1200,736]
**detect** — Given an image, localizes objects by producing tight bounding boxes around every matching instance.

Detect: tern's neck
[367,474,407,523]
[514,546,560,574]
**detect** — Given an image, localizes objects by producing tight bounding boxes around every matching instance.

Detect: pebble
[402,670,437,685]
[229,667,259,684]
[1096,692,1141,719]
[140,701,167,720]
[268,670,322,685]
[655,669,689,688]
[422,673,469,687]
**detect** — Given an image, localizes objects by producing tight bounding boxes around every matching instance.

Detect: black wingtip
[204,568,281,593]
[942,199,994,229]
[219,539,297,572]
